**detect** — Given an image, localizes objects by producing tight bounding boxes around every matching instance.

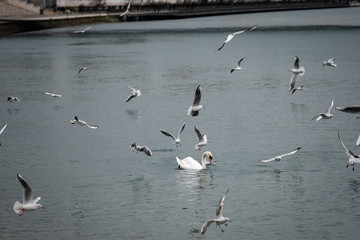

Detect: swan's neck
[201,153,208,169]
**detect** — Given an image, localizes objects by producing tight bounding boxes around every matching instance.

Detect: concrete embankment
[0,1,352,36]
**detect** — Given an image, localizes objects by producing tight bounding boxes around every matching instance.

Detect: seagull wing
[244,25,258,32]
[278,147,302,158]
[335,106,360,114]
[289,73,299,91]
[215,42,226,53]
[86,124,99,129]
[125,93,136,102]
[160,129,176,141]
[237,57,244,67]
[259,157,277,163]
[294,56,300,69]
[325,100,334,115]
[17,174,34,204]
[216,188,230,218]
[194,125,203,142]
[338,132,351,157]
[178,122,186,136]
[0,123,7,135]
[201,220,215,235]
[192,85,202,106]
[356,134,360,146]
[140,146,152,156]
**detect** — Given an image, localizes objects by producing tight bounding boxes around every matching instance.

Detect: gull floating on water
[119,2,131,17]
[45,92,62,98]
[201,188,231,234]
[338,132,360,171]
[125,86,141,102]
[291,86,304,95]
[78,67,88,74]
[70,116,99,129]
[215,25,257,53]
[160,122,186,147]
[230,57,244,73]
[176,151,213,170]
[7,96,20,102]
[322,58,337,68]
[130,142,152,156]
[73,26,92,33]
[0,123,7,146]
[14,174,44,216]
[312,100,334,121]
[187,85,204,116]
[289,56,305,91]
[194,125,208,151]
[259,147,301,163]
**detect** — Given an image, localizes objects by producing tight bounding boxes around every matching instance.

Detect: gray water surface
[1,7,360,240]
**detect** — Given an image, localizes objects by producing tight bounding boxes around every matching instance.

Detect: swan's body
[14,174,44,216]
[201,188,230,234]
[215,25,257,53]
[160,122,186,147]
[312,100,334,121]
[338,132,360,171]
[289,56,305,91]
[125,86,141,102]
[322,58,337,67]
[187,85,204,116]
[176,151,213,170]
[230,58,244,73]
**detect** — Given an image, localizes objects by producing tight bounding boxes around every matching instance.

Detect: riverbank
[0,1,354,36]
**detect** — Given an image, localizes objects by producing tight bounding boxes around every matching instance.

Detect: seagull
[120,2,131,17]
[312,100,334,121]
[336,105,360,118]
[125,86,141,102]
[195,125,208,151]
[201,188,231,235]
[338,132,360,171]
[0,123,7,146]
[215,25,257,53]
[322,58,337,68]
[160,122,186,147]
[187,85,204,116]
[130,142,152,156]
[259,147,301,163]
[13,174,44,216]
[291,86,304,95]
[78,67,88,74]
[289,56,305,91]
[230,58,244,73]
[73,26,92,33]
[70,116,99,129]
[7,96,20,102]
[45,92,62,98]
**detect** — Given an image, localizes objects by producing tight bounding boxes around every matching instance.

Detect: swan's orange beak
[209,156,213,164]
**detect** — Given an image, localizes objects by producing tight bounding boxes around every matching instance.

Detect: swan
[176,151,213,170]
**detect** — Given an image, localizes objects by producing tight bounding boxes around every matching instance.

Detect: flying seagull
[357,134,360,146]
[125,86,141,102]
[7,96,20,102]
[130,142,152,156]
[73,26,92,33]
[215,25,257,53]
[120,2,131,17]
[289,56,305,91]
[70,116,99,129]
[187,85,204,116]
[322,58,337,68]
[0,123,7,146]
[78,67,88,74]
[230,57,245,73]
[194,125,208,151]
[338,132,360,171]
[312,100,334,121]
[13,174,44,216]
[160,122,186,147]
[259,147,301,163]
[201,188,231,234]
[45,92,62,98]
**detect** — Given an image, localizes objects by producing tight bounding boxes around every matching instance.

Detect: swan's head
[203,151,213,164]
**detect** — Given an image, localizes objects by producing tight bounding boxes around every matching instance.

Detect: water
[0,7,360,240]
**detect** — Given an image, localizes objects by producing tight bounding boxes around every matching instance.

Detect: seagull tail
[299,66,305,76]
[13,201,22,214]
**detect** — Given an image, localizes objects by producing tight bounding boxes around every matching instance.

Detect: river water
[0,7,360,240]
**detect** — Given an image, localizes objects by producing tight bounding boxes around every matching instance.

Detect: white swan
[176,151,213,170]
